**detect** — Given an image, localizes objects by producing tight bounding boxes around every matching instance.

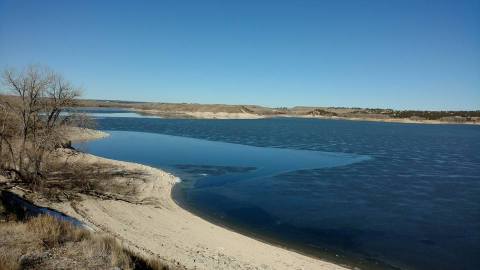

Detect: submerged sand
[33,129,347,270]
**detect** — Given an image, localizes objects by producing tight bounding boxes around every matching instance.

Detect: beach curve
[38,129,350,270]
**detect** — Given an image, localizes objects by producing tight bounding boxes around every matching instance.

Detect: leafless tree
[0,65,87,185]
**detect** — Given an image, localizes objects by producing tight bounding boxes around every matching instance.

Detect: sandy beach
[20,129,348,270]
[183,111,265,119]
[135,109,265,119]
[63,127,111,142]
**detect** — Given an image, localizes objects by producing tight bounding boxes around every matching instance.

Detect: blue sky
[1,0,479,110]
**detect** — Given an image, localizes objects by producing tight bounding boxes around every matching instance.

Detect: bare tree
[0,65,85,185]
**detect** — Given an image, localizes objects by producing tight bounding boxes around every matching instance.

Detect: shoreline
[284,115,480,125]
[132,108,479,125]
[63,127,111,142]
[134,108,266,119]
[11,129,349,270]
[171,184,400,270]
[61,153,347,269]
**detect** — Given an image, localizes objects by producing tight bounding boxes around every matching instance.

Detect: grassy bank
[0,194,176,270]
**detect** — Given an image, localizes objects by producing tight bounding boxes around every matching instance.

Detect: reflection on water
[78,109,480,270]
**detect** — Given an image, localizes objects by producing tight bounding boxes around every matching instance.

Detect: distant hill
[1,95,478,124]
[72,98,480,124]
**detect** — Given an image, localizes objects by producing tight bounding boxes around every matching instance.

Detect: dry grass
[0,258,20,270]
[0,221,39,270]
[141,257,172,270]
[81,235,132,268]
[26,215,89,248]
[28,152,145,203]
[0,215,176,270]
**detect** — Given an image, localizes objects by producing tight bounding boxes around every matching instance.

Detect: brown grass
[28,152,145,203]
[81,235,132,268]
[26,215,89,248]
[0,215,176,270]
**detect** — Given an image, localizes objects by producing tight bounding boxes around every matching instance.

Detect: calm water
[78,109,480,270]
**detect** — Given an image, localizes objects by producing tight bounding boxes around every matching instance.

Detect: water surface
[78,109,480,270]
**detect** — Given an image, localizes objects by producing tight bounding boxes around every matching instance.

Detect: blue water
[77,109,480,270]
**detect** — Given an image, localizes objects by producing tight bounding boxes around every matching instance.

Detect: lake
[77,108,480,270]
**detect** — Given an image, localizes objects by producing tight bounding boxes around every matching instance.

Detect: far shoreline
[131,107,480,125]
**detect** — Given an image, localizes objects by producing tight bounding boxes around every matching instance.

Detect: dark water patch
[173,185,400,270]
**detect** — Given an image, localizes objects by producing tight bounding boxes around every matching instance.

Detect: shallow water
[79,109,480,270]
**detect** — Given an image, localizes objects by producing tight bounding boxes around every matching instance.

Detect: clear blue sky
[1,0,479,110]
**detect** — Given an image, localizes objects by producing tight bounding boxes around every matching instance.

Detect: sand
[135,109,265,119]
[34,129,348,270]
[184,111,265,119]
[63,127,110,142]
